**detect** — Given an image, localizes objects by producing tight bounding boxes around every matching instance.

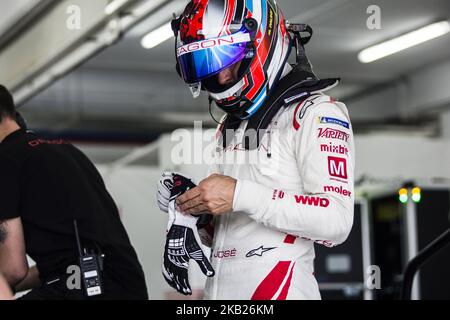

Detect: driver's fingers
[184,203,209,215]
[176,187,202,206]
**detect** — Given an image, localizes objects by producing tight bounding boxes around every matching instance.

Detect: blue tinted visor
[176,31,252,84]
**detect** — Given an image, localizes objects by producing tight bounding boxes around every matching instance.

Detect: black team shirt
[0,129,147,297]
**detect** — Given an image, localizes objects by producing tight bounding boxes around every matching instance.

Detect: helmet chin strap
[189,83,202,98]
[208,77,246,101]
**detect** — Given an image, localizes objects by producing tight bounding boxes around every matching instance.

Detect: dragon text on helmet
[177,32,251,57]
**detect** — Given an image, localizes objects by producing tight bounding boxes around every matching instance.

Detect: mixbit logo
[317,128,349,142]
[328,156,348,179]
[294,195,330,207]
[320,142,349,155]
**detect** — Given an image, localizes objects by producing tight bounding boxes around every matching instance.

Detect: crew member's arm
[15,265,40,293]
[0,218,28,286]
[0,157,29,286]
[232,100,355,246]
[0,273,13,300]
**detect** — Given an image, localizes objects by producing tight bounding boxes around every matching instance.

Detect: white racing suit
[202,93,355,300]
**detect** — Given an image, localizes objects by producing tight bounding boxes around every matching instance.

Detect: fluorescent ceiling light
[358,20,450,63]
[141,22,173,49]
[105,0,130,15]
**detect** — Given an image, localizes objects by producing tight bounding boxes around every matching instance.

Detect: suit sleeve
[233,99,355,246]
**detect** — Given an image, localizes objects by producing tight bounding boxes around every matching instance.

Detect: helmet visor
[176,31,251,84]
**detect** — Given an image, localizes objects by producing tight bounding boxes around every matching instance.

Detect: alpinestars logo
[293,96,320,130]
[317,128,349,142]
[294,195,330,207]
[246,246,276,258]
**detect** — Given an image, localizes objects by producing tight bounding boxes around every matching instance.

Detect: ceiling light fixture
[358,20,450,63]
[141,22,173,49]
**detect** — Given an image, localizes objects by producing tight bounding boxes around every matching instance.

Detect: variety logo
[320,142,348,155]
[328,156,348,179]
[317,128,349,142]
[294,195,330,207]
[246,246,276,258]
[177,32,250,57]
[318,116,350,129]
[324,185,352,197]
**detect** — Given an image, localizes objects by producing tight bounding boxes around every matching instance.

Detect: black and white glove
[157,171,181,213]
[162,174,215,295]
[157,172,213,229]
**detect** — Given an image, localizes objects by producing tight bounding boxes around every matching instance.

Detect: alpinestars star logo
[164,179,174,189]
[246,246,276,258]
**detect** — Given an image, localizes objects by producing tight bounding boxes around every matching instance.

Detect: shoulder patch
[317,116,350,129]
[292,95,321,131]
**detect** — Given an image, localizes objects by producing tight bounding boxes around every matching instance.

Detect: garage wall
[355,134,450,181]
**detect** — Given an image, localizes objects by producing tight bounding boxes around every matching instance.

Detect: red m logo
[328,156,348,179]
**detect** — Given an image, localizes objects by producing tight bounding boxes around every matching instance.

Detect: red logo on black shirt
[28,139,67,147]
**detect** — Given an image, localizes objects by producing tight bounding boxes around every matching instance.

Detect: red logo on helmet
[180,0,207,42]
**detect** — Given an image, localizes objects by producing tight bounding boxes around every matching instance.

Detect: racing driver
[157,0,355,300]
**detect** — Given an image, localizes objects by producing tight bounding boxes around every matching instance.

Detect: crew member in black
[0,85,148,299]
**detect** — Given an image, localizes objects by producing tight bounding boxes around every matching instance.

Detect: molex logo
[328,156,348,179]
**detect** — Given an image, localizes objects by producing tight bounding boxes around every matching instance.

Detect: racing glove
[157,171,177,213]
[162,174,215,295]
[157,172,214,246]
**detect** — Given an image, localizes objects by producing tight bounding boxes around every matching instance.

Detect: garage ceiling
[84,0,450,89]
[10,0,450,137]
[0,0,42,37]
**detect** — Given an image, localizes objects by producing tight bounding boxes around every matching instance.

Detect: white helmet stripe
[209,78,246,100]
[204,0,226,38]
[253,0,262,25]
